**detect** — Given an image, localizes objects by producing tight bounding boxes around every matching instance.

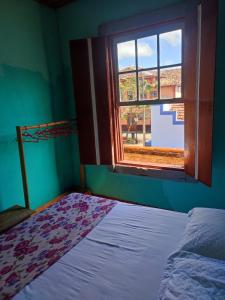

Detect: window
[113,26,184,169]
[70,0,217,185]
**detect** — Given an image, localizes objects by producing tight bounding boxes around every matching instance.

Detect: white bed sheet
[14,202,187,300]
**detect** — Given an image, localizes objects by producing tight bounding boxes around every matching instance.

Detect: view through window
[116,28,184,168]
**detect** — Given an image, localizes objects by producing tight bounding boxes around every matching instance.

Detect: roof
[160,68,181,86]
[120,66,181,87]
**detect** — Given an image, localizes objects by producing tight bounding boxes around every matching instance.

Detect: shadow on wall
[55,67,80,189]
[0,64,75,211]
[49,72,78,192]
[39,5,79,193]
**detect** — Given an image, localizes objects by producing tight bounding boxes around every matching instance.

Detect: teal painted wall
[0,0,75,212]
[40,5,78,193]
[57,0,225,213]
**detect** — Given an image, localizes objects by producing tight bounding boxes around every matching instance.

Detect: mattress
[14,201,187,300]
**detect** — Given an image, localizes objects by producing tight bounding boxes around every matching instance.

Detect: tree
[120,73,153,145]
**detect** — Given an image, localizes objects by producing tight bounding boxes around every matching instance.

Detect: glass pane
[159,29,182,66]
[119,72,137,102]
[120,104,184,167]
[137,35,157,69]
[138,70,158,100]
[120,105,151,146]
[160,66,182,99]
[117,40,136,72]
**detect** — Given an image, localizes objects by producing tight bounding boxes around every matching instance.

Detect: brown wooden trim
[80,164,86,189]
[70,39,97,164]
[118,99,184,106]
[16,126,30,209]
[124,145,184,155]
[20,120,76,131]
[183,1,198,178]
[118,62,182,75]
[92,37,113,165]
[108,36,124,162]
[197,0,218,186]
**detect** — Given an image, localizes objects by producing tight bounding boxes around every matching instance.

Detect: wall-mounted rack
[16,119,77,209]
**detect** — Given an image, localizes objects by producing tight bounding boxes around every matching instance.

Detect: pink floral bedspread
[0,193,117,300]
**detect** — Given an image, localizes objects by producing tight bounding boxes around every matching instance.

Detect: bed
[15,199,187,300]
[1,193,225,299]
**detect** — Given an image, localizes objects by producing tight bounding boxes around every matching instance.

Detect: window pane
[159,29,182,66]
[138,70,158,100]
[120,105,151,146]
[160,66,182,99]
[117,40,136,72]
[119,72,137,102]
[137,35,157,69]
[120,104,184,167]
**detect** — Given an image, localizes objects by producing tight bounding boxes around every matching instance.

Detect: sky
[117,29,182,71]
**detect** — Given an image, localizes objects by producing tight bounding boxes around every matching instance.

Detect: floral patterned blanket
[0,193,117,300]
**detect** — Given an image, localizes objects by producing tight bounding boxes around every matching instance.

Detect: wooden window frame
[111,19,186,173]
[108,19,188,177]
[102,0,217,185]
[70,0,217,186]
[113,21,184,105]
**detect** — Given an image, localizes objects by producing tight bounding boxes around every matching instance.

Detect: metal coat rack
[16,119,81,209]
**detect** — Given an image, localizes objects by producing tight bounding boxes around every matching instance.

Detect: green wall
[1,0,224,214]
[0,0,75,212]
[57,0,225,212]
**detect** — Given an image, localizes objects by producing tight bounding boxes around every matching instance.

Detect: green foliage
[119,74,154,101]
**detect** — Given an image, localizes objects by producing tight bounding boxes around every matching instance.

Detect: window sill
[109,162,197,182]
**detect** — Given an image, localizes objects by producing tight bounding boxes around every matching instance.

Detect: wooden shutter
[70,37,113,165]
[184,0,217,186]
[183,1,198,178]
[70,0,217,185]
[197,0,218,186]
[91,37,113,164]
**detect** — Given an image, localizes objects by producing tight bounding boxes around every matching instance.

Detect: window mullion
[118,99,184,106]
[157,34,160,100]
[135,39,139,101]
